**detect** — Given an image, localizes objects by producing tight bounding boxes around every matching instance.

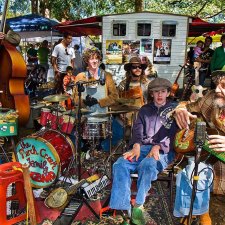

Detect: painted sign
[153,39,172,64]
[106,40,123,64]
[16,137,60,188]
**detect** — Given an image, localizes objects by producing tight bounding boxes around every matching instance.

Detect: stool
[0,162,27,225]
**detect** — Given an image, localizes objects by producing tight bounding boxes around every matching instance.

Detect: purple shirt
[130,101,178,153]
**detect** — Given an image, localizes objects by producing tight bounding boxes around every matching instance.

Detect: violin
[0,0,30,125]
[170,64,185,98]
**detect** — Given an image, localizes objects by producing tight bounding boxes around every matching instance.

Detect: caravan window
[137,21,151,36]
[162,21,177,37]
[112,21,126,36]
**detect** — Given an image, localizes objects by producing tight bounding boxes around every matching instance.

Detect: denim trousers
[173,161,213,217]
[109,145,175,210]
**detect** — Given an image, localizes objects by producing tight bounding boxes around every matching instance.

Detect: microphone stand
[187,143,203,225]
[76,82,85,181]
[186,121,206,225]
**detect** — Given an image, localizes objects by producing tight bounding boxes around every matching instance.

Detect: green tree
[1,0,225,22]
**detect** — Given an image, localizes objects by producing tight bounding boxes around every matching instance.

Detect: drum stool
[0,162,27,225]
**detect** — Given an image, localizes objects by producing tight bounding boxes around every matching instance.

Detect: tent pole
[50,28,53,53]
[80,36,82,53]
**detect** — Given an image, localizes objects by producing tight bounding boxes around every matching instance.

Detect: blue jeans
[199,69,207,86]
[109,145,175,210]
[173,162,213,217]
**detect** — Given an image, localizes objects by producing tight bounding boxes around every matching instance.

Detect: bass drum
[16,129,75,188]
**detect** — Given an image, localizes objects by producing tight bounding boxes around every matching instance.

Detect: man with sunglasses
[173,70,225,225]
[118,56,149,107]
[117,57,150,139]
[52,32,75,93]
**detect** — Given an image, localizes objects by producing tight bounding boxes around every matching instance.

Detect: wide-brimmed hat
[5,30,21,46]
[148,77,172,91]
[124,56,147,71]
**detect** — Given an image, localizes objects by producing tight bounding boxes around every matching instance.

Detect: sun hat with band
[124,56,147,71]
[148,77,172,91]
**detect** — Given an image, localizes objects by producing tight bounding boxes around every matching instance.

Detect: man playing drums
[72,47,118,148]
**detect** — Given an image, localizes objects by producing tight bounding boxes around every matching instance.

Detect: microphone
[194,121,206,146]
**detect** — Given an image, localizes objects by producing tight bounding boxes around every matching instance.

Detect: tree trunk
[30,0,38,14]
[135,0,143,12]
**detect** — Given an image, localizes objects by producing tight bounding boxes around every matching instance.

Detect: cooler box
[0,119,18,137]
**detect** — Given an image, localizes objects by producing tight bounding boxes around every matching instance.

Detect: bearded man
[173,70,225,225]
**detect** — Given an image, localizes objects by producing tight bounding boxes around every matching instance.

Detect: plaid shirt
[185,90,225,195]
[187,90,225,134]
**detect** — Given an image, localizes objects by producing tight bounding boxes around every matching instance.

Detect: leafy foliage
[0,0,225,22]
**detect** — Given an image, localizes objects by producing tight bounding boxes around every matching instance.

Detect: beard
[214,93,225,108]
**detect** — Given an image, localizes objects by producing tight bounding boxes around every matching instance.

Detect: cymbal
[116,98,135,104]
[91,110,128,117]
[43,94,69,103]
[81,108,93,114]
[110,105,140,112]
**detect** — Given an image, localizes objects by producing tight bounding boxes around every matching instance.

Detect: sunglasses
[131,65,142,70]
[65,48,69,55]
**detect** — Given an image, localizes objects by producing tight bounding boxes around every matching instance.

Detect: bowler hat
[148,77,172,91]
[124,56,147,71]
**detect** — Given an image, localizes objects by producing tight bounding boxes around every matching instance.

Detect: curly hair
[82,47,102,64]
[124,69,146,91]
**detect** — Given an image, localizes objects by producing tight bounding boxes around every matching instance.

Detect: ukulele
[170,64,185,97]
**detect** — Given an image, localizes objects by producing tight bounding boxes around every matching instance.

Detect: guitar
[189,85,207,102]
[0,0,30,125]
[170,64,185,98]
[174,126,225,163]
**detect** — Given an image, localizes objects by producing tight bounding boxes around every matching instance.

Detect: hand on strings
[208,135,225,152]
[173,108,197,129]
[147,145,160,161]
[123,143,140,161]
[83,94,98,107]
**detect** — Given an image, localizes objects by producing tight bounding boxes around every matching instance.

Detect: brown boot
[179,216,196,225]
[199,212,212,225]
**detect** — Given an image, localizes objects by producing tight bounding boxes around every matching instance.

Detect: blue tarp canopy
[6,14,60,38]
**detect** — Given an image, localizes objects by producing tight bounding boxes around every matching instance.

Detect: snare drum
[40,108,51,126]
[82,118,110,139]
[16,129,75,188]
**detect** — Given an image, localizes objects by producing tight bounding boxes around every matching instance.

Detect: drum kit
[15,93,140,188]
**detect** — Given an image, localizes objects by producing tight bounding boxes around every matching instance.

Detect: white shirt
[52,43,75,73]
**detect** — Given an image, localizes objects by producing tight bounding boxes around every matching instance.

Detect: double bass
[0,0,30,125]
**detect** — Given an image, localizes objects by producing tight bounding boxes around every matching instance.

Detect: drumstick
[22,164,37,225]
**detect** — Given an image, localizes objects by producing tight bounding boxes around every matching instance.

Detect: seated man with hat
[173,70,225,225]
[109,77,178,225]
